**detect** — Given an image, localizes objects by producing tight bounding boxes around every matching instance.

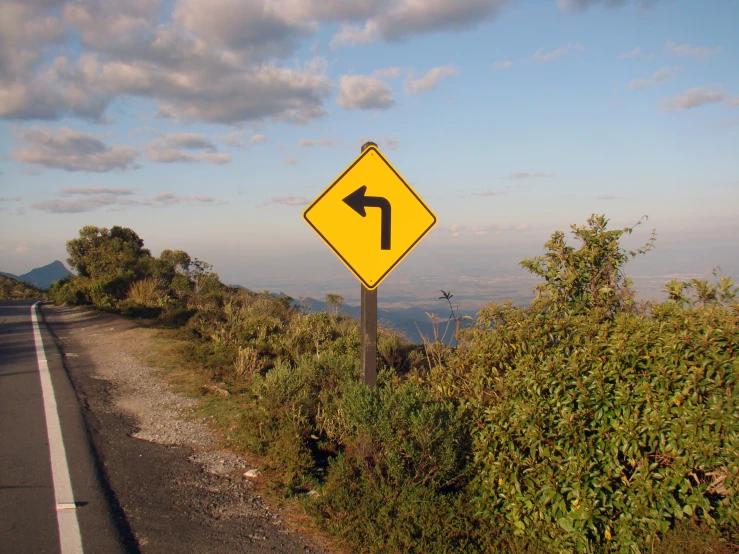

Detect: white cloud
[662,87,725,112]
[0,2,65,77]
[146,193,218,207]
[62,0,163,52]
[159,133,217,151]
[330,0,509,47]
[618,46,655,60]
[284,158,297,165]
[331,22,381,48]
[146,132,230,164]
[11,126,138,172]
[384,137,400,150]
[597,194,625,200]
[150,63,332,125]
[2,0,514,125]
[16,244,30,253]
[146,149,231,164]
[0,0,333,125]
[172,0,315,58]
[727,97,739,108]
[0,0,519,125]
[502,172,554,180]
[373,67,403,79]
[444,222,530,236]
[492,60,513,69]
[338,75,395,109]
[61,187,134,196]
[264,195,310,206]
[558,0,661,12]
[0,1,68,119]
[299,138,335,147]
[32,190,223,213]
[626,66,680,89]
[404,65,458,94]
[222,131,268,148]
[665,40,722,61]
[619,47,641,59]
[533,43,583,63]
[472,189,507,197]
[0,197,22,202]
[33,197,123,213]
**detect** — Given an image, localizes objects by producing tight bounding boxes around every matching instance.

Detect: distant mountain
[226,288,479,345]
[292,296,478,345]
[228,284,252,291]
[3,261,73,290]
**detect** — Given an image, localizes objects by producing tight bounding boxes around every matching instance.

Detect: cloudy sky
[1,0,737,306]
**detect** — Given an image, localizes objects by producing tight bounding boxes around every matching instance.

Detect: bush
[0,275,43,300]
[50,218,739,553]
[470,303,739,552]
[520,214,655,317]
[314,378,480,553]
[48,276,92,305]
[127,277,167,308]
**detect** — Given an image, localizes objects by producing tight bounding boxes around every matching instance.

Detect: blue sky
[1,0,737,307]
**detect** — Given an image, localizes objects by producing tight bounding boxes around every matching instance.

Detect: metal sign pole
[304,140,435,388]
[359,141,378,388]
[360,284,377,388]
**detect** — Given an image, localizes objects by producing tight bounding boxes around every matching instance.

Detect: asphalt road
[0,299,132,554]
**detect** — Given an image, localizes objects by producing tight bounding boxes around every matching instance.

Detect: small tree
[188,258,221,295]
[520,214,655,316]
[663,269,737,308]
[65,225,152,304]
[325,293,343,318]
[67,225,151,280]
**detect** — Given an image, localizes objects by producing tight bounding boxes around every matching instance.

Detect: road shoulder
[41,304,329,554]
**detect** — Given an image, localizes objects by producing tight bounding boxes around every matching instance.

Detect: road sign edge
[302,146,378,222]
[301,144,436,290]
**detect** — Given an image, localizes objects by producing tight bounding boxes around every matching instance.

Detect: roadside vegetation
[0,274,43,300]
[49,217,738,553]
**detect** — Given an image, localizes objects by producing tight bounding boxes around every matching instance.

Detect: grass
[0,275,43,300]
[47,219,739,553]
[54,288,739,554]
[136,325,347,552]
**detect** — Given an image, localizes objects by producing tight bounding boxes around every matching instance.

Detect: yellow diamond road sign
[303,145,437,290]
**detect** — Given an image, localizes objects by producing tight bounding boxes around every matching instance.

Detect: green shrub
[520,214,655,317]
[311,377,480,553]
[471,303,739,552]
[0,275,43,300]
[51,218,739,553]
[247,358,319,487]
[127,277,167,308]
[48,276,92,305]
[316,453,485,553]
[329,378,470,490]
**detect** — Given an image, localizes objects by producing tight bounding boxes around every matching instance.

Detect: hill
[2,261,73,290]
[0,275,43,300]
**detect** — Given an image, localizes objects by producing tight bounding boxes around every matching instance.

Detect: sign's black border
[303,145,437,290]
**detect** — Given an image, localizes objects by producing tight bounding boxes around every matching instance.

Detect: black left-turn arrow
[343,185,392,250]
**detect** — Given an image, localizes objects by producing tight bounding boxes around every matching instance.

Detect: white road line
[31,302,84,554]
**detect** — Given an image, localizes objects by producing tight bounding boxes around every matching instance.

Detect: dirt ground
[41,304,332,554]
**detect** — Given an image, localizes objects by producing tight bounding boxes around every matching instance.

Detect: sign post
[360,278,377,387]
[359,142,378,387]
[303,140,436,388]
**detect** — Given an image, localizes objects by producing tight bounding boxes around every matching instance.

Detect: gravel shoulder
[41,304,331,554]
